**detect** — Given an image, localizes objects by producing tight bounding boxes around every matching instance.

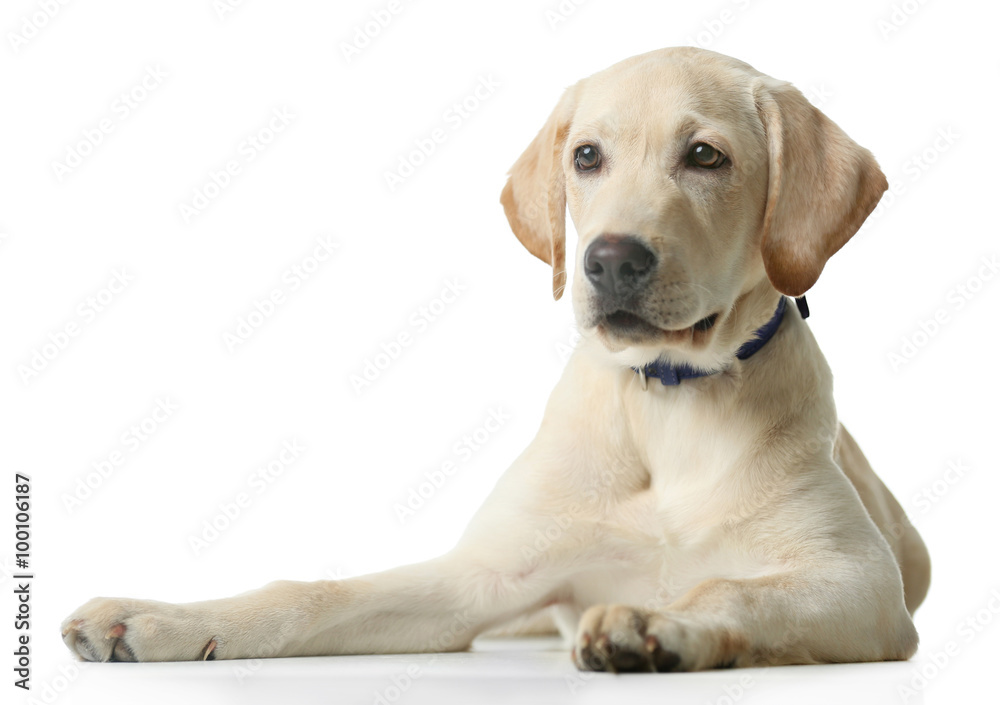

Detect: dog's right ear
[500,85,578,301]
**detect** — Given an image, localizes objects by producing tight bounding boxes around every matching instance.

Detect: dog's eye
[574,145,601,172]
[688,143,727,169]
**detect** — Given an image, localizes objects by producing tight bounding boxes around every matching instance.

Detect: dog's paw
[572,604,743,673]
[61,597,218,663]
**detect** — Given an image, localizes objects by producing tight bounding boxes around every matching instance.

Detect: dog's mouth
[603,310,660,336]
[600,310,720,345]
[692,313,720,332]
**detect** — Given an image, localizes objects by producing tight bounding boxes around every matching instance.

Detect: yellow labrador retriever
[62,47,930,672]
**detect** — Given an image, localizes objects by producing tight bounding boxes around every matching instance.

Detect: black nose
[584,236,656,296]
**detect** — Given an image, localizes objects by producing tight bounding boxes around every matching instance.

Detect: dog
[62,47,930,673]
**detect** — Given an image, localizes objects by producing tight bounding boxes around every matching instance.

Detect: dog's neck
[633,296,808,389]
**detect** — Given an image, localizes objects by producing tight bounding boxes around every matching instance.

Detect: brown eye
[574,145,601,172]
[688,143,727,169]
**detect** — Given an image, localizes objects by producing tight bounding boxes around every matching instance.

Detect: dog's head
[501,47,886,370]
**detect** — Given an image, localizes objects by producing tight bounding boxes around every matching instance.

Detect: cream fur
[62,47,928,673]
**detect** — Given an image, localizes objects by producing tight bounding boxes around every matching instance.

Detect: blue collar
[633,296,808,388]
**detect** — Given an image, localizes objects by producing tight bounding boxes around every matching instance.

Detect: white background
[2,0,998,703]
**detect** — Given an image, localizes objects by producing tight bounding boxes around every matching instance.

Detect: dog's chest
[567,382,775,605]
[570,485,778,611]
[629,381,758,503]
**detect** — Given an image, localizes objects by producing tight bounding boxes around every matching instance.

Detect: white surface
[2,0,999,704]
[29,637,998,705]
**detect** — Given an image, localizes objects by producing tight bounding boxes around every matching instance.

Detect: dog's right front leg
[62,528,587,662]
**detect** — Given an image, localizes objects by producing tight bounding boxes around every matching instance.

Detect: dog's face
[501,48,887,369]
[564,54,771,358]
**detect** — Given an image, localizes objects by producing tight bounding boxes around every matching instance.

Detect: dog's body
[62,48,929,672]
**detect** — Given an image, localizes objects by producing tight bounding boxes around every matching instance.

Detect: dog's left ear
[500,85,578,300]
[754,79,888,297]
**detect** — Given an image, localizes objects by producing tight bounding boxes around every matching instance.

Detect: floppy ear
[754,80,888,297]
[500,86,577,300]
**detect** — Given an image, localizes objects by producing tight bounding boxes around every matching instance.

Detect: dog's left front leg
[573,539,919,672]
